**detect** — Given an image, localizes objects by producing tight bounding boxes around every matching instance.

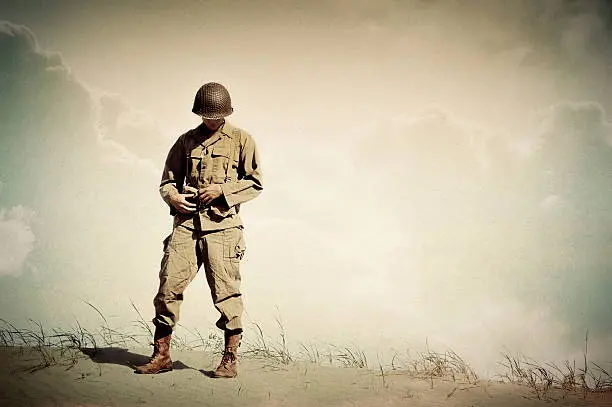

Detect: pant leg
[202,227,246,332]
[153,225,201,329]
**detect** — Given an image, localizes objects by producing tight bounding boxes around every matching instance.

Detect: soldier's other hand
[169,193,197,214]
[183,185,199,196]
[199,185,223,205]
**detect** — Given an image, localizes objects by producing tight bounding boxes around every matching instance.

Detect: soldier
[135,82,263,378]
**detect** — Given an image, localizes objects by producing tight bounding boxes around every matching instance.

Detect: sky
[1,0,611,376]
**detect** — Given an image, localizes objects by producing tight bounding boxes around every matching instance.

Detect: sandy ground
[0,347,611,407]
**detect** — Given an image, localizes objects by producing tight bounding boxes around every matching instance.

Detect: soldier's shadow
[80,347,193,371]
[199,369,217,378]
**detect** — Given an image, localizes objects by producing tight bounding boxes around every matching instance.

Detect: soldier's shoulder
[223,121,254,143]
[176,126,200,142]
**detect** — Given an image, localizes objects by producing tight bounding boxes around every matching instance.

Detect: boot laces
[149,338,167,361]
[220,347,237,366]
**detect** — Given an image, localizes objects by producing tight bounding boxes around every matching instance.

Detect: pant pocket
[223,227,246,280]
[224,227,246,262]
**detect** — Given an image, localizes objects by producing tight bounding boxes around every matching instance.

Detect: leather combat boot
[134,326,173,374]
[213,330,242,378]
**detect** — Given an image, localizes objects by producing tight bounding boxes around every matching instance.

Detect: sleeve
[220,133,263,208]
[159,135,186,208]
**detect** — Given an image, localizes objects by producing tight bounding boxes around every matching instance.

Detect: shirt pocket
[188,153,206,186]
[211,143,236,183]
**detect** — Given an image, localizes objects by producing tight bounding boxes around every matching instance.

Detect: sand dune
[1,347,611,407]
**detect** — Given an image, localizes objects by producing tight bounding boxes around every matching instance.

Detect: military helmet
[192,82,233,119]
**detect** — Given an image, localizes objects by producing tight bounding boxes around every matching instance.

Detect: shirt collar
[219,120,234,138]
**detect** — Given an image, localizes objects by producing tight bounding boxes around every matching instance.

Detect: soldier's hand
[169,193,197,214]
[199,185,223,205]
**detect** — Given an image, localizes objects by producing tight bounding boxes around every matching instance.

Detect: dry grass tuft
[242,311,293,365]
[332,344,369,369]
[497,330,612,400]
[0,317,98,372]
[385,342,479,385]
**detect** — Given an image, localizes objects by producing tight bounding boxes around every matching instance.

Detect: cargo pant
[152,224,246,332]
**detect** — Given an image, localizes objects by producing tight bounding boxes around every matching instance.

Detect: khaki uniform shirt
[159,121,263,231]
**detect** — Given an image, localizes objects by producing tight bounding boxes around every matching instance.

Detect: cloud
[349,100,612,348]
[356,101,612,226]
[0,21,168,325]
[0,21,94,190]
[96,93,170,163]
[561,11,607,59]
[0,21,64,75]
[0,20,166,173]
[529,101,612,210]
[321,0,397,24]
[0,204,35,276]
[328,0,612,76]
[353,108,501,233]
